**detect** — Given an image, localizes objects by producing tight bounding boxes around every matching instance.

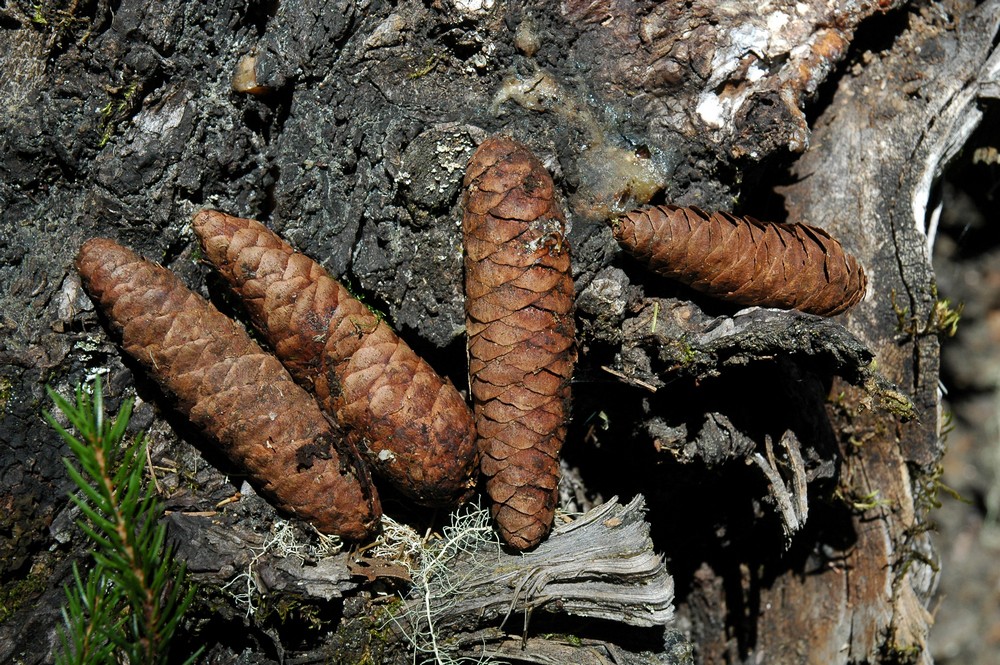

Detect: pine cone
[77,238,381,540]
[192,211,478,507]
[613,205,867,316]
[463,136,576,550]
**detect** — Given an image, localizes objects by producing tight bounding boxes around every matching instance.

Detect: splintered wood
[462,136,577,550]
[387,496,673,656]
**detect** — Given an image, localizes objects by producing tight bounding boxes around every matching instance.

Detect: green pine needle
[46,377,199,665]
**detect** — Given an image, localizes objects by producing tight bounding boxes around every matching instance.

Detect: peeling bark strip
[76,239,381,540]
[462,136,576,550]
[614,205,867,316]
[192,211,478,507]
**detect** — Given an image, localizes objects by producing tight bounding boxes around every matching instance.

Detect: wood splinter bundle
[193,210,479,507]
[613,205,867,316]
[463,136,577,550]
[76,238,381,540]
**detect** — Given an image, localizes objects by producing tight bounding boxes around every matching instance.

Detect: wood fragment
[76,238,381,540]
[600,365,659,393]
[750,430,809,541]
[388,497,674,658]
[166,496,677,661]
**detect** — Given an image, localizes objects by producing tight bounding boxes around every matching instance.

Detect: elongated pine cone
[193,211,478,506]
[613,205,867,316]
[76,238,381,540]
[462,136,576,550]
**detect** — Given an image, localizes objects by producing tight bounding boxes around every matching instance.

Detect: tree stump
[2,0,998,662]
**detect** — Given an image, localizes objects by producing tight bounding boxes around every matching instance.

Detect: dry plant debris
[614,205,867,316]
[193,210,478,507]
[388,496,673,663]
[76,238,381,540]
[462,136,577,550]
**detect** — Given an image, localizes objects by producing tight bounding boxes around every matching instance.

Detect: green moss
[833,487,892,513]
[912,460,965,515]
[323,599,406,664]
[891,287,963,339]
[0,570,49,624]
[31,1,101,46]
[875,385,918,421]
[408,53,442,79]
[97,81,139,148]
[339,275,388,323]
[0,376,12,414]
[31,2,48,25]
[880,639,924,664]
[929,297,963,337]
[258,595,329,631]
[540,632,584,647]
[677,341,697,366]
[658,337,698,369]
[859,366,917,422]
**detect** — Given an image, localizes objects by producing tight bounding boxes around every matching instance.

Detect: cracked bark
[2,0,997,663]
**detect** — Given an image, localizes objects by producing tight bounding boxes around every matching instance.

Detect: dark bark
[2,0,997,662]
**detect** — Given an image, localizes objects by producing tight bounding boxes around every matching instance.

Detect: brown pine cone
[613,205,867,316]
[76,238,381,540]
[462,136,577,550]
[192,211,479,507]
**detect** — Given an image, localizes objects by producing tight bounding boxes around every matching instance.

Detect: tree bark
[2,0,997,662]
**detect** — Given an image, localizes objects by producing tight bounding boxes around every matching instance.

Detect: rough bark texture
[463,136,576,550]
[2,0,998,662]
[614,205,867,315]
[736,3,999,661]
[75,238,381,540]
[193,210,479,507]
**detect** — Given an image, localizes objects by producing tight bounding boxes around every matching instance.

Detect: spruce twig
[45,377,198,665]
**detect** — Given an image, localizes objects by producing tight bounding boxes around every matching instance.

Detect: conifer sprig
[45,377,197,665]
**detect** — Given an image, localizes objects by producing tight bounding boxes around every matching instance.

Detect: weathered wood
[391,496,672,633]
[168,496,674,663]
[739,2,1000,663]
[609,299,879,388]
[357,497,673,663]
[477,636,679,665]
